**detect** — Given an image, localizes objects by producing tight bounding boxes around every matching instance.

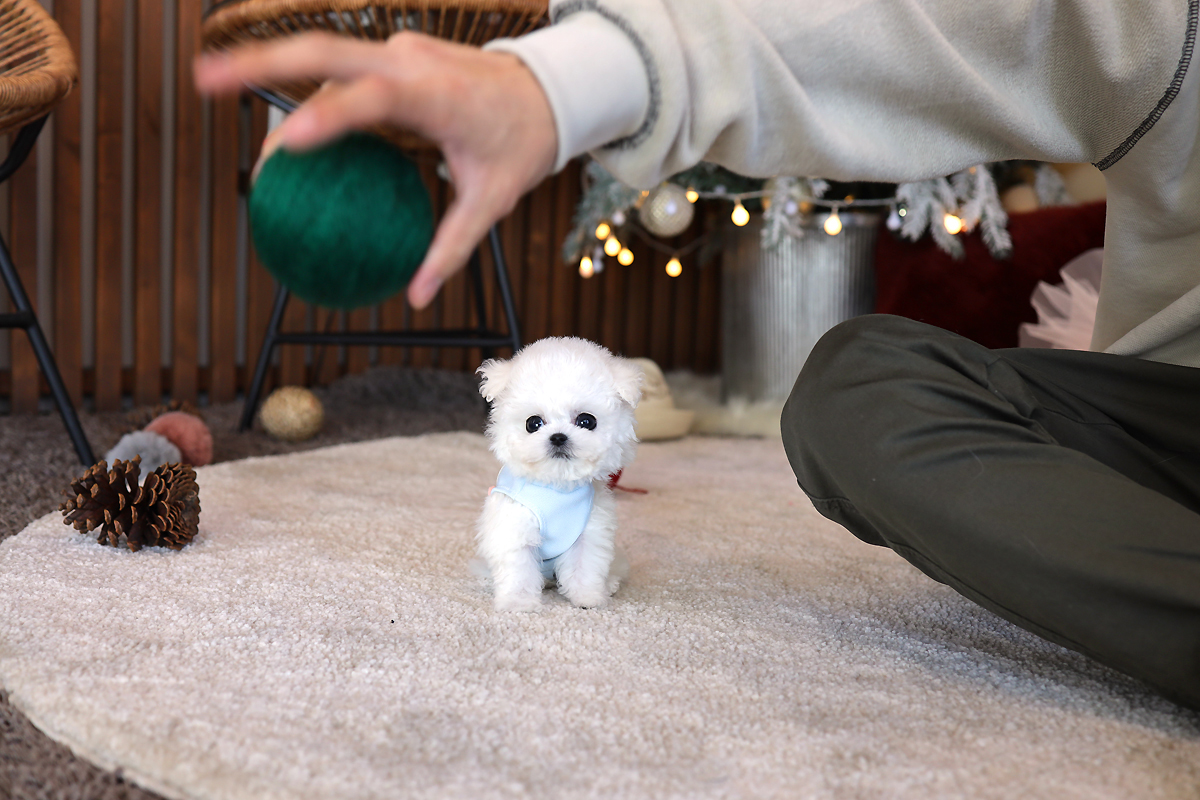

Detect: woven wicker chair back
[203,0,548,148]
[0,0,78,138]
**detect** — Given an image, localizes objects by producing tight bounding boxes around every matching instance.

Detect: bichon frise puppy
[475,337,641,611]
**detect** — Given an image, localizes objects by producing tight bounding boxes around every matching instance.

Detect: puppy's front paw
[560,587,611,610]
[493,591,543,613]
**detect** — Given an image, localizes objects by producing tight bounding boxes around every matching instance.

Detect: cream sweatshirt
[488,1,1200,367]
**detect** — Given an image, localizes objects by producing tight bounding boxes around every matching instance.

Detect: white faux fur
[665,371,787,438]
[104,431,183,480]
[1,433,1197,800]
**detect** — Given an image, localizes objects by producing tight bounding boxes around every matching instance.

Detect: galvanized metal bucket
[721,212,880,402]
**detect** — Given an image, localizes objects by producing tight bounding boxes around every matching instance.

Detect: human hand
[195,31,558,309]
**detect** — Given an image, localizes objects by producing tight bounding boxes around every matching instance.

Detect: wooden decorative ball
[260,386,325,442]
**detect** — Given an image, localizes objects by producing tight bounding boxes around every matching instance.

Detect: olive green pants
[782,314,1200,709]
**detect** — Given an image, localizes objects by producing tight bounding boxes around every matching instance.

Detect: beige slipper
[628,357,694,441]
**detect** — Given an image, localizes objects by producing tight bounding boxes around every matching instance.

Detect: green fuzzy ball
[249,133,434,310]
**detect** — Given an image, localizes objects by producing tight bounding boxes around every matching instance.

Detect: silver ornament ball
[639,183,695,237]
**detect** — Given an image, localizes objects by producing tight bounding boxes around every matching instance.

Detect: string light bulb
[594,222,611,240]
[604,235,621,257]
[731,199,750,227]
[686,187,699,203]
[886,207,902,231]
[666,257,683,277]
[579,256,595,278]
[617,247,635,266]
[943,213,964,235]
[823,208,843,236]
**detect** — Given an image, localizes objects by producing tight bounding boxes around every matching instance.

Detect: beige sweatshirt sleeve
[491,0,1193,189]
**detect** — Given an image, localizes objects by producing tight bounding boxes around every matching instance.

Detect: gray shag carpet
[0,367,487,800]
[3,366,1199,799]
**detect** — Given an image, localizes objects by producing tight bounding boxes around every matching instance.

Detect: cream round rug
[0,432,1197,799]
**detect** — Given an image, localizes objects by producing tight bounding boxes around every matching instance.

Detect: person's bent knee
[783,314,970,428]
[782,316,960,542]
[782,315,930,456]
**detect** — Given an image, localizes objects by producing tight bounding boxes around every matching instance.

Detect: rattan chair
[201,0,547,431]
[0,0,93,465]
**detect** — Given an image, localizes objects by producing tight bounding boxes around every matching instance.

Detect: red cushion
[874,201,1106,349]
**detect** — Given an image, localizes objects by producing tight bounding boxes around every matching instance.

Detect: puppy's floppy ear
[476,358,514,402]
[610,357,644,408]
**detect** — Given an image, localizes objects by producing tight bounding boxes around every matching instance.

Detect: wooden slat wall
[53,0,84,408]
[209,93,239,404]
[8,126,39,414]
[171,0,202,405]
[0,5,722,412]
[133,0,162,406]
[94,0,123,411]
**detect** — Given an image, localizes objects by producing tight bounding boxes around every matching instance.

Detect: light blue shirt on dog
[491,466,595,580]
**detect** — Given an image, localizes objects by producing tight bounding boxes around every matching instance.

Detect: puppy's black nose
[549,433,568,447]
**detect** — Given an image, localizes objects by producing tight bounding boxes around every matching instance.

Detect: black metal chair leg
[467,249,488,333]
[239,283,290,431]
[0,116,47,184]
[0,232,94,466]
[466,248,493,363]
[0,115,94,465]
[488,226,521,352]
[26,315,94,465]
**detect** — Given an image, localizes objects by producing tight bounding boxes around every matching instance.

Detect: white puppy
[475,337,642,611]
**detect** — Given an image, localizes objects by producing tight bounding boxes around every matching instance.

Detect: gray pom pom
[104,430,182,481]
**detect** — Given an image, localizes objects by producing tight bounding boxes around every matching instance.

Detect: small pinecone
[123,399,204,433]
[150,464,201,550]
[60,458,142,546]
[60,457,202,551]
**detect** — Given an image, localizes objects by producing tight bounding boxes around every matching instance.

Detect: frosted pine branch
[897,176,960,256]
[1034,164,1072,208]
[897,166,1011,260]
[562,161,642,264]
[974,167,1012,259]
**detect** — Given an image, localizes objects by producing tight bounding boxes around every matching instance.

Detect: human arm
[501,0,1193,187]
[196,1,1195,320]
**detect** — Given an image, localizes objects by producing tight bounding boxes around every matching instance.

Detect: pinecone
[150,463,202,550]
[60,457,202,551]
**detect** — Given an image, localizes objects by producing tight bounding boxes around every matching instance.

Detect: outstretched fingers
[195,30,557,311]
[194,33,391,94]
[408,186,510,309]
[274,76,402,150]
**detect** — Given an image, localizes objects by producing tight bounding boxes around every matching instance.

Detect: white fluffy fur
[475,337,641,611]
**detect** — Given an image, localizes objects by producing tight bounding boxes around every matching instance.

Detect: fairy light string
[572,165,1011,278]
[578,186,920,278]
[566,156,1056,274]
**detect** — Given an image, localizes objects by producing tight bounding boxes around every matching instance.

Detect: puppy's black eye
[575,413,597,430]
[526,416,544,434]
